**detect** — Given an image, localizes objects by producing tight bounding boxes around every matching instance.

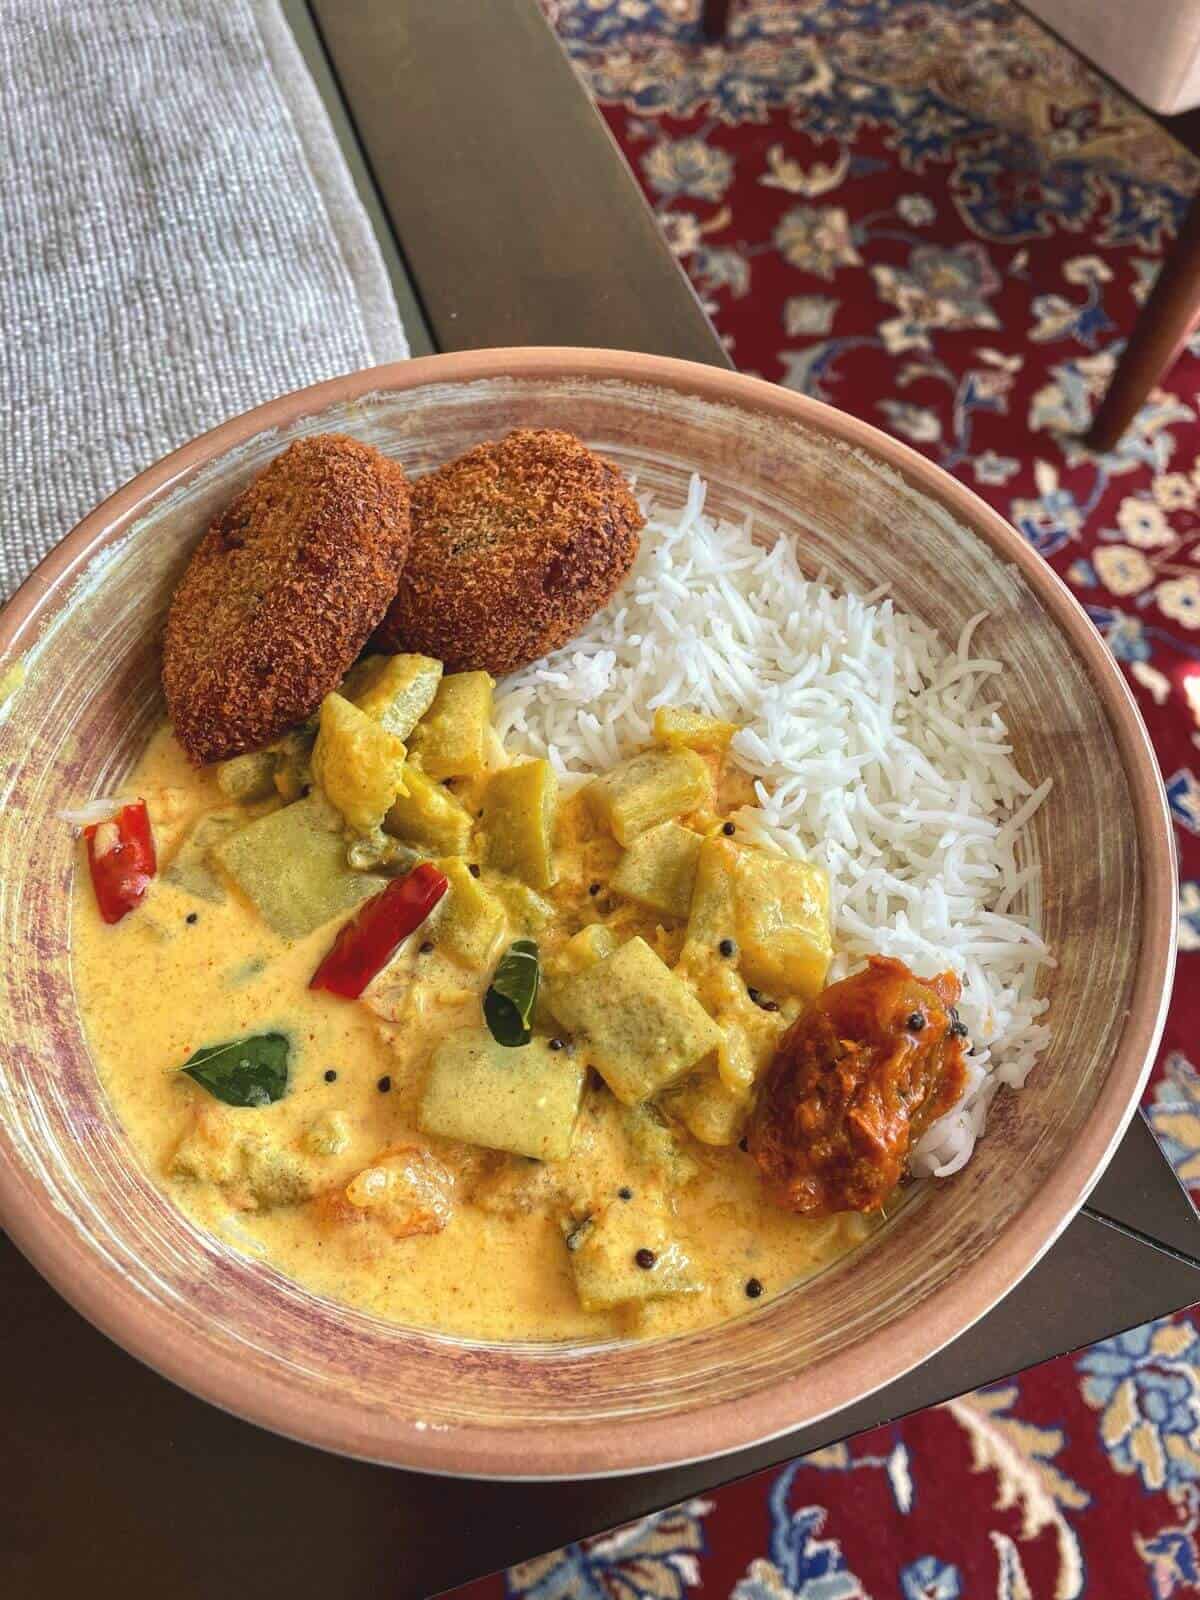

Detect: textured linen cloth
[0,0,409,595]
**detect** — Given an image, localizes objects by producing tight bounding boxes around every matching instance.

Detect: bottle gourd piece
[684,837,832,1003]
[481,758,559,890]
[684,836,739,948]
[652,705,737,753]
[548,935,723,1105]
[216,750,278,804]
[311,692,408,836]
[213,792,386,940]
[662,1063,750,1147]
[732,848,831,1000]
[429,857,507,971]
[384,765,473,857]
[418,1028,586,1162]
[565,1190,701,1311]
[550,923,620,978]
[585,747,712,847]
[611,820,702,920]
[407,670,494,779]
[343,652,443,739]
[163,807,246,902]
[270,724,317,804]
[487,875,556,937]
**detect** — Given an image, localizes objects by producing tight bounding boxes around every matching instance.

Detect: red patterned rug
[451,1310,1200,1597]
[441,3,1200,1596]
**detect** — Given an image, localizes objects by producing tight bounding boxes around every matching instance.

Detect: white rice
[495,476,1052,1179]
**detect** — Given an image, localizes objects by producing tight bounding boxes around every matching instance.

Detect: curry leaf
[484,939,540,1048]
[181,1032,290,1107]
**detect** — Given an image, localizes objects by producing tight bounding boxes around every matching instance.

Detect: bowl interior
[0,362,1162,1476]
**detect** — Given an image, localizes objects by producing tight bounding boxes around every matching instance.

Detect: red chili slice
[84,800,157,924]
[309,862,449,999]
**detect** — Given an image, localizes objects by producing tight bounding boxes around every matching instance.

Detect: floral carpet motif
[447,1309,1200,1598]
[450,2,1200,1595]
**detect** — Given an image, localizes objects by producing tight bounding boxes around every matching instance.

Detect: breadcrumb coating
[163,434,411,764]
[376,429,642,676]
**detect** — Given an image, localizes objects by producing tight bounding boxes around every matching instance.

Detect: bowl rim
[0,346,1177,1480]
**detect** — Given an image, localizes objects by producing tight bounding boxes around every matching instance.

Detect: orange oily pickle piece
[748,955,968,1217]
[313,1146,453,1240]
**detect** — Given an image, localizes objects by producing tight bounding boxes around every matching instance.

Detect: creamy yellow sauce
[72,722,872,1342]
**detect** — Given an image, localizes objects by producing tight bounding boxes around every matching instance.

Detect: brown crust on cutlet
[163,434,411,764]
[375,428,643,676]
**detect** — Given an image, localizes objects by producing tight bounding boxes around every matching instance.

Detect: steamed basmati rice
[495,476,1052,1179]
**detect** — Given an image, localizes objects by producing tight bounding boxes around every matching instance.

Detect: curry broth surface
[72,723,870,1341]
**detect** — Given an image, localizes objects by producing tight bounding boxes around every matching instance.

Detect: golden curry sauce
[72,661,876,1341]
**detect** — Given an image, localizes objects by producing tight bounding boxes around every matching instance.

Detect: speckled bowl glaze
[0,350,1176,1478]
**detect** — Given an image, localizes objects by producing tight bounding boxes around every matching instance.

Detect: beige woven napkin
[0,0,409,596]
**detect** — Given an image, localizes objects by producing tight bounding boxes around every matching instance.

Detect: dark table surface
[6,3,1198,1596]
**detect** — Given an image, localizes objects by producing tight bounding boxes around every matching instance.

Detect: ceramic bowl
[0,349,1176,1477]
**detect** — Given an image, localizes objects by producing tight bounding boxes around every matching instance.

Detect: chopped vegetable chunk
[653,706,737,752]
[565,1189,701,1310]
[312,692,408,835]
[684,836,738,948]
[432,857,507,970]
[552,923,620,976]
[548,935,722,1104]
[585,747,712,846]
[346,652,443,739]
[611,820,701,919]
[384,764,473,856]
[683,838,832,1002]
[169,1107,315,1211]
[663,1064,749,1146]
[214,793,385,940]
[622,1102,700,1183]
[216,750,277,804]
[419,1029,586,1161]
[164,807,244,902]
[482,758,558,889]
[487,875,555,935]
[733,848,831,1000]
[270,724,316,804]
[408,670,494,778]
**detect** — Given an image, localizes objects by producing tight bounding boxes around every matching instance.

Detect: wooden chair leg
[701,0,732,42]
[1087,187,1200,453]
